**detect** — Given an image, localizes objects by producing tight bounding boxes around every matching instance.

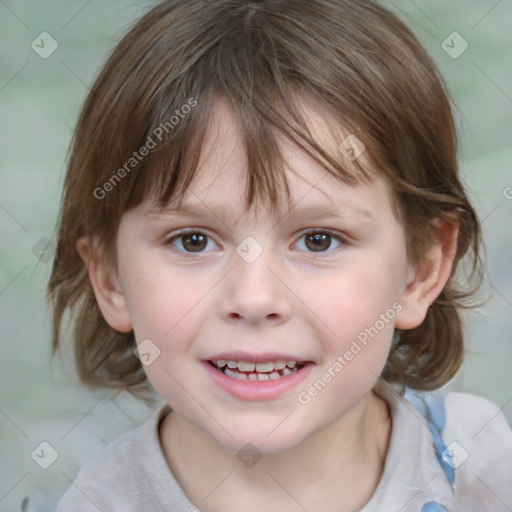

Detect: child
[48,0,512,510]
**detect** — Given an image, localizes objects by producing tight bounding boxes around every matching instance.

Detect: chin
[205,416,310,455]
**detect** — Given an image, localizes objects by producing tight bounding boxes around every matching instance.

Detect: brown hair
[48,0,483,397]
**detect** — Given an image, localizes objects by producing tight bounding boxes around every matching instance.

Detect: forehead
[147,95,391,222]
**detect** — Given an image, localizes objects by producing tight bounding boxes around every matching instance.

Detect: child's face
[111,98,416,452]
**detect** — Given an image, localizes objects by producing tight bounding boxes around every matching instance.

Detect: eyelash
[165,228,347,256]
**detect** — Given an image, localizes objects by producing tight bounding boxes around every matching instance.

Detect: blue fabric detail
[421,502,450,511]
[404,388,454,489]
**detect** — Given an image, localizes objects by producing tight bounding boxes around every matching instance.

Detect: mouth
[202,351,315,400]
[209,359,305,381]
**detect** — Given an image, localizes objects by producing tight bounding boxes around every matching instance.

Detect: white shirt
[55,381,512,511]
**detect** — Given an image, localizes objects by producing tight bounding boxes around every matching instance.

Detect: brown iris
[181,233,208,252]
[305,232,332,252]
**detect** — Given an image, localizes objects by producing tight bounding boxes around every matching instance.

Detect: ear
[395,216,459,330]
[76,236,133,333]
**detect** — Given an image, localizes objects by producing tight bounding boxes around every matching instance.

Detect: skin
[78,96,459,511]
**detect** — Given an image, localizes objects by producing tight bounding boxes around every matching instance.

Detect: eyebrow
[145,202,375,222]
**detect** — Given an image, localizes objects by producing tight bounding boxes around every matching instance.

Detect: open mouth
[209,359,306,381]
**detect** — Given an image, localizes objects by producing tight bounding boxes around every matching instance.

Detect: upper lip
[206,351,312,363]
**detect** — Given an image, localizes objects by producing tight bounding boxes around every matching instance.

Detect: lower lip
[201,361,315,401]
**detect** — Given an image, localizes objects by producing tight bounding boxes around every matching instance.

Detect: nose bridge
[218,241,292,324]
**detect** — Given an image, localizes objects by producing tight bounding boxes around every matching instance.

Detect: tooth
[248,373,258,381]
[255,361,274,372]
[236,373,248,381]
[237,361,256,372]
[217,359,227,368]
[227,360,237,368]
[257,372,270,381]
[269,371,281,380]
[286,361,296,368]
[282,367,293,376]
[224,367,237,378]
[274,361,286,370]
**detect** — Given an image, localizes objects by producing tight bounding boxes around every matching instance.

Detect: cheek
[293,260,402,392]
[302,265,400,338]
[296,271,396,408]
[121,261,211,341]
[124,268,211,407]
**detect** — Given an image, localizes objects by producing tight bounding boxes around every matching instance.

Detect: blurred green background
[0,0,511,510]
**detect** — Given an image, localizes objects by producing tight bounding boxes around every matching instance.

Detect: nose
[217,250,293,326]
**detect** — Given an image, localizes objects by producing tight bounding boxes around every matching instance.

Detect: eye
[294,230,345,254]
[165,229,345,255]
[166,230,218,253]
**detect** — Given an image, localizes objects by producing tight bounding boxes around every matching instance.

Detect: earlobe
[76,236,133,333]
[395,216,459,330]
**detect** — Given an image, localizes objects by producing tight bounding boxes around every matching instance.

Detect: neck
[160,391,391,512]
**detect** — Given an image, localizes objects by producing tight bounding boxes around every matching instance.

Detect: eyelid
[297,227,347,241]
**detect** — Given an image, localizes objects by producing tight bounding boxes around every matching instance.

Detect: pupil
[306,233,330,252]
[184,233,206,252]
